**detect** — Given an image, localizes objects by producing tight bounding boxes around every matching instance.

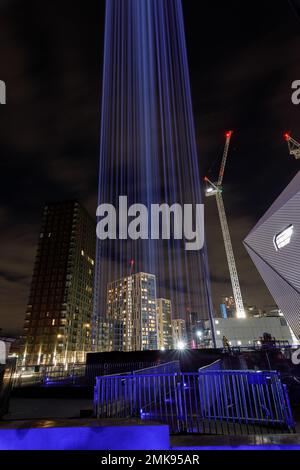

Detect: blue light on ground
[93,0,215,342]
[173,446,300,451]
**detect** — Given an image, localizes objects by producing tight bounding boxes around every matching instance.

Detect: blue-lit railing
[94,368,295,434]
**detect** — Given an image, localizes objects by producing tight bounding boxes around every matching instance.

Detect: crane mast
[205,132,246,319]
[285,133,300,159]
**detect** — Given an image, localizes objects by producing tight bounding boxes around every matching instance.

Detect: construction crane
[284,133,300,159]
[205,131,246,319]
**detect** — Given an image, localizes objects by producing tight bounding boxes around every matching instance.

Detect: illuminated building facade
[23,201,95,365]
[156,298,173,350]
[106,273,158,352]
[171,318,187,348]
[208,317,293,348]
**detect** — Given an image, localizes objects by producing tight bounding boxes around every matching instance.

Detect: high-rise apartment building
[106,272,157,352]
[156,298,173,350]
[171,318,187,348]
[23,201,96,365]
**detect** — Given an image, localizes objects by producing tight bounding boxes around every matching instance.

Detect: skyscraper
[106,272,157,352]
[156,298,173,350]
[23,201,96,365]
[244,170,300,340]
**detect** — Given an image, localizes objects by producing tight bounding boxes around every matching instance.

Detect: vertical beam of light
[93,0,215,349]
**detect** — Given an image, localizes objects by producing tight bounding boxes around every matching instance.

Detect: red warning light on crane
[225,130,233,138]
[284,132,290,141]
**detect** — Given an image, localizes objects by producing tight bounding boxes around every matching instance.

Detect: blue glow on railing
[92,0,215,348]
[0,425,170,450]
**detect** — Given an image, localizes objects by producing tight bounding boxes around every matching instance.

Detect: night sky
[0,0,300,335]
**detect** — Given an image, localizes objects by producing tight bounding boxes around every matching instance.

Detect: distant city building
[172,318,187,348]
[206,317,294,348]
[23,201,96,365]
[106,272,158,352]
[244,171,300,340]
[220,296,236,319]
[186,311,205,348]
[220,301,261,319]
[156,298,173,350]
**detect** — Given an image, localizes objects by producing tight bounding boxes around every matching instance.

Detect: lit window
[216,330,221,335]
[274,225,293,251]
[237,340,242,346]
[215,320,219,325]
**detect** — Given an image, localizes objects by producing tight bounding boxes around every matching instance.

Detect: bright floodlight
[177,341,186,350]
[274,225,293,251]
[206,187,213,193]
[160,346,165,351]
[196,330,202,337]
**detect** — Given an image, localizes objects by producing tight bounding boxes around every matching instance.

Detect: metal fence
[85,360,175,386]
[94,368,295,434]
[12,363,86,388]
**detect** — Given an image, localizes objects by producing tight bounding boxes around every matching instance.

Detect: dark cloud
[0,0,299,333]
